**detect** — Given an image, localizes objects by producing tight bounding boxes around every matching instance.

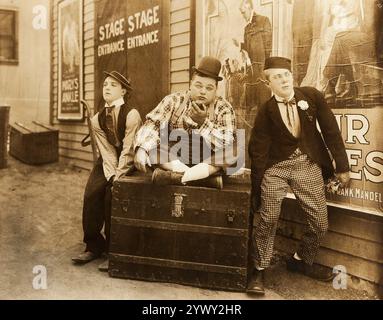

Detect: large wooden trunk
[109,175,252,292]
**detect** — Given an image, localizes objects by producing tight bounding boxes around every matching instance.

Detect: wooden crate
[9,122,59,165]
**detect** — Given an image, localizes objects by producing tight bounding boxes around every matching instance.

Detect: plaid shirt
[134,90,236,152]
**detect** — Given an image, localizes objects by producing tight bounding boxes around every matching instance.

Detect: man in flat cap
[72,71,142,270]
[247,56,350,295]
[134,56,239,187]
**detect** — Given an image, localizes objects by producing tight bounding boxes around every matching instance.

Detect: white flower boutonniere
[298,100,309,110]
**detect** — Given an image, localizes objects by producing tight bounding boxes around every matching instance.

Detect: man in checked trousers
[247,56,350,295]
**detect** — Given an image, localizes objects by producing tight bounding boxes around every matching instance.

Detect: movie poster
[202,0,382,213]
[293,0,383,212]
[58,0,83,120]
[202,0,274,168]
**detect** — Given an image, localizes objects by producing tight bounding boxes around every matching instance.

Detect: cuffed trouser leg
[291,160,328,265]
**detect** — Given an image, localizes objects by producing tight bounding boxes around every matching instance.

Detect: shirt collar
[274,91,295,103]
[104,97,124,109]
[246,11,255,25]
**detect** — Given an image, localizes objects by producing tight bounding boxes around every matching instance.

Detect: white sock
[294,252,302,261]
[255,265,265,271]
[169,160,189,173]
[161,160,189,173]
[181,163,210,183]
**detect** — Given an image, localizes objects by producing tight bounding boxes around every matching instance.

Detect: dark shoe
[246,269,265,295]
[186,175,223,189]
[152,168,184,186]
[286,257,335,282]
[72,251,99,265]
[98,259,109,272]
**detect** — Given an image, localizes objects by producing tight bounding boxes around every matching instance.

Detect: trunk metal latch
[172,193,186,218]
[227,210,235,223]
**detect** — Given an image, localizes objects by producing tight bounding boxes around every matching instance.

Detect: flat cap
[264,56,291,71]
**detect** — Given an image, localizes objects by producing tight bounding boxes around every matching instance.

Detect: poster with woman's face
[201,0,382,211]
[292,0,383,212]
[294,0,383,108]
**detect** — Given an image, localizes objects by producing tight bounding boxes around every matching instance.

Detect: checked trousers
[252,149,328,269]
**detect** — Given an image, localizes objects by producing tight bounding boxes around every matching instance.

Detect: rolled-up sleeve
[134,95,176,152]
[198,100,236,151]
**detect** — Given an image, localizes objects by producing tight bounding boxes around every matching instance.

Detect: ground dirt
[0,157,381,300]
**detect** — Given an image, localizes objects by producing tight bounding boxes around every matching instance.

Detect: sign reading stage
[96,5,161,56]
[94,0,168,119]
[127,5,160,32]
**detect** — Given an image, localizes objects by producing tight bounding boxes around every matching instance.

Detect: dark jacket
[243,14,272,80]
[248,86,349,210]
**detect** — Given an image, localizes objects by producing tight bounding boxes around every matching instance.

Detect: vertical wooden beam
[162,0,171,95]
[49,1,54,125]
[189,0,196,73]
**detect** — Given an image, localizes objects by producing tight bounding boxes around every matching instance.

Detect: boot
[186,175,223,189]
[247,269,265,295]
[152,168,184,186]
[71,251,100,265]
[286,256,335,282]
[152,168,223,189]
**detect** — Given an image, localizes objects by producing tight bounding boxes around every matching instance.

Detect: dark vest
[98,103,132,157]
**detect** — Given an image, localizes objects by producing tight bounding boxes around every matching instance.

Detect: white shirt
[274,92,301,138]
[91,97,142,181]
[104,97,125,135]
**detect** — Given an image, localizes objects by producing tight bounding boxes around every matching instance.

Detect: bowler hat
[264,56,292,71]
[103,71,132,90]
[192,56,223,81]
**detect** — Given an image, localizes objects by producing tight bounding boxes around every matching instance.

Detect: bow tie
[277,97,296,106]
[277,97,296,129]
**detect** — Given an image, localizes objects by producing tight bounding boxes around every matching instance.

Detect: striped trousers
[252,149,328,269]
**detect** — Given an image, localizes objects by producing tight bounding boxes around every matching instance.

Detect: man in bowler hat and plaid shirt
[247,56,350,295]
[72,71,142,271]
[134,56,238,187]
